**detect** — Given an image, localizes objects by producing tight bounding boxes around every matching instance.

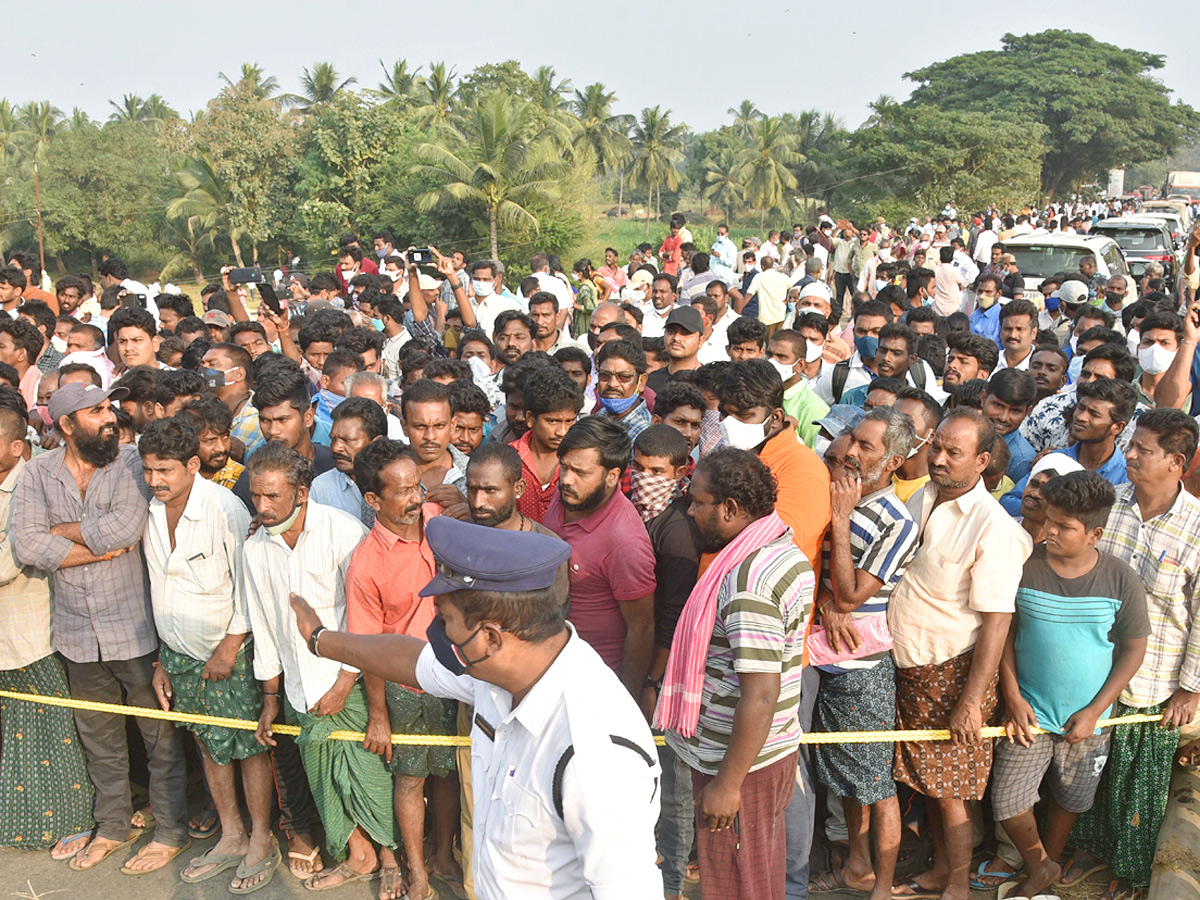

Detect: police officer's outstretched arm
[290,592,424,691]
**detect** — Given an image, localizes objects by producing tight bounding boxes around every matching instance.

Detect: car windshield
[1007,246,1096,279]
[1096,228,1168,254]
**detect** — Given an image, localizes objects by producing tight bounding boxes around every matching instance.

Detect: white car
[1000,233,1133,304]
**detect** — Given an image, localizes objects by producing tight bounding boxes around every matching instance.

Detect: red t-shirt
[544,489,657,672]
[510,430,558,523]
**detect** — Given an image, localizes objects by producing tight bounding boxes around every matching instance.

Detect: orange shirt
[822,333,852,364]
[343,509,438,641]
[23,286,58,314]
[758,428,831,578]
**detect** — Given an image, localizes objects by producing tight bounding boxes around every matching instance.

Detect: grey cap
[814,404,865,438]
[47,382,128,424]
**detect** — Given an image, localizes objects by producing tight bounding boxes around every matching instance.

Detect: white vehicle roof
[1000,233,1118,250]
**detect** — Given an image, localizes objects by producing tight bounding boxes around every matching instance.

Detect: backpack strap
[831,360,852,404]
[908,360,927,391]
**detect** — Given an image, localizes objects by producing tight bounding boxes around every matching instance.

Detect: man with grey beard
[13,382,189,874]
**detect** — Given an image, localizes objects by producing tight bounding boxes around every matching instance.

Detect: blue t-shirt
[1013,546,1148,734]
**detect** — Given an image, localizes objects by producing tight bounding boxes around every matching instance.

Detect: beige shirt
[888,478,1032,669]
[747,269,792,325]
[0,458,54,669]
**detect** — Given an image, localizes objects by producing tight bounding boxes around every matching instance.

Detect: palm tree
[413,61,457,129]
[571,83,633,211]
[68,107,95,132]
[219,63,281,100]
[108,93,147,124]
[141,94,179,125]
[529,65,578,149]
[413,91,565,259]
[736,116,802,232]
[702,149,745,224]
[376,59,423,102]
[165,153,246,267]
[0,100,22,170]
[17,101,63,161]
[629,106,685,235]
[282,63,357,113]
[728,100,763,139]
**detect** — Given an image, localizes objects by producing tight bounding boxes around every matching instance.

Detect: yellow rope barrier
[0,690,1165,747]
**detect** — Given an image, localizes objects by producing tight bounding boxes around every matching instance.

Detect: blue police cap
[419,517,572,597]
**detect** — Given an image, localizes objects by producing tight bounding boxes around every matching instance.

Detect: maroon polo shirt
[544,488,657,672]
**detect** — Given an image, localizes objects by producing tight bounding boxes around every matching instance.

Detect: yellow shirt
[892,473,930,503]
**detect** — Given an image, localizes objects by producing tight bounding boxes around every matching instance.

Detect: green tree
[163,153,234,279]
[736,116,801,232]
[190,80,297,264]
[904,30,1200,196]
[17,101,63,161]
[283,62,357,114]
[414,61,457,129]
[375,59,423,103]
[571,83,633,211]
[629,106,685,234]
[218,63,281,100]
[728,100,762,139]
[702,148,745,223]
[413,92,565,259]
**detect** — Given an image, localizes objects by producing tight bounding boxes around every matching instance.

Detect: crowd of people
[0,198,1198,900]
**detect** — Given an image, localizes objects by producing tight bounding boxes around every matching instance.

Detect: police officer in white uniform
[288,516,662,900]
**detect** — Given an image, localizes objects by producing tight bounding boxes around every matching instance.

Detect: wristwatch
[644,676,663,692]
[307,625,327,658]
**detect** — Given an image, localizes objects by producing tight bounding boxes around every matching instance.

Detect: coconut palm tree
[107,93,147,124]
[376,59,423,102]
[728,100,763,139]
[165,153,246,266]
[67,107,96,132]
[736,116,802,232]
[629,106,685,235]
[412,91,565,259]
[16,101,63,161]
[413,61,457,129]
[219,63,281,100]
[570,82,633,212]
[0,100,22,170]
[702,149,745,224]
[281,63,357,113]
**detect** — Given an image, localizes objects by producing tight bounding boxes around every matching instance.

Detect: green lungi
[1072,701,1177,886]
[384,681,457,779]
[289,681,398,860]
[0,653,95,849]
[159,642,267,766]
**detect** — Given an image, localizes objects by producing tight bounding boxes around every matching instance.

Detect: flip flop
[50,828,95,861]
[179,849,245,883]
[810,867,870,896]
[409,888,440,900]
[68,832,139,871]
[429,865,467,900]
[303,862,378,892]
[891,880,940,900]
[1055,855,1108,887]
[288,845,324,879]
[971,859,1021,890]
[378,865,404,900]
[130,806,156,831]
[230,838,282,895]
[187,807,221,839]
[120,839,192,875]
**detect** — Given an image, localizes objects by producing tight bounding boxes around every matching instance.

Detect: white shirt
[523,272,574,316]
[381,329,413,385]
[245,502,366,711]
[699,307,736,363]
[120,277,160,322]
[639,304,674,339]
[144,477,252,662]
[471,292,525,339]
[415,626,661,900]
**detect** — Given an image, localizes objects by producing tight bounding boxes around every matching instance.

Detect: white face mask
[1127,329,1141,356]
[1067,353,1085,383]
[721,415,770,451]
[804,340,824,363]
[1138,343,1177,376]
[472,279,494,298]
[51,335,68,354]
[813,434,831,457]
[768,358,795,381]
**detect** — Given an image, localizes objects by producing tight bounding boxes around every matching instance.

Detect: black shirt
[645,495,702,649]
[232,441,336,514]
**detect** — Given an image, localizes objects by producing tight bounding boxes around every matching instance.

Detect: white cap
[1028,452,1086,481]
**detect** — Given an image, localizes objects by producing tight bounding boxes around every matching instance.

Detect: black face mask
[425,616,490,676]
[587,331,599,351]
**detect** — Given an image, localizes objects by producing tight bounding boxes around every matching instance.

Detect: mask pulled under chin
[265,504,302,535]
[599,394,639,415]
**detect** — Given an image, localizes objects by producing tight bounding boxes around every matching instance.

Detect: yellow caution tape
[0,690,1164,747]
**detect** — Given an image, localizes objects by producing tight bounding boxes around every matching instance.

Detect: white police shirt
[415,624,662,900]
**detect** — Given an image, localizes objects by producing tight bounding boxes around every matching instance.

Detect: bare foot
[1017,859,1062,898]
[379,864,405,900]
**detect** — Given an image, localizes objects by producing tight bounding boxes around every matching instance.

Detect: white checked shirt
[245,501,366,711]
[1099,483,1200,707]
[415,626,661,900]
[145,476,252,662]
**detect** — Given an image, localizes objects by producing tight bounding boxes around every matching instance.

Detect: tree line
[0,29,1195,284]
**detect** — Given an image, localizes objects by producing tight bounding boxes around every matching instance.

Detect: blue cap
[419,517,572,597]
[815,404,865,438]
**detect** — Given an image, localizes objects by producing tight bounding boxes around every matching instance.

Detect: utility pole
[33,162,46,277]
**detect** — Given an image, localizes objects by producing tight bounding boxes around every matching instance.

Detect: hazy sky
[11,1,1200,133]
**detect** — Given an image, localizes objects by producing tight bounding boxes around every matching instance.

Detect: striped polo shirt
[668,529,814,775]
[818,485,918,673]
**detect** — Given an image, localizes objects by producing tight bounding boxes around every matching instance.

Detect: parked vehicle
[1001,233,1133,304]
[1090,217,1178,288]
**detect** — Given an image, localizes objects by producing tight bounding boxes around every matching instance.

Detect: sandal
[288,844,325,879]
[971,859,1021,889]
[187,806,221,839]
[303,861,377,891]
[1178,741,1200,773]
[130,806,156,831]
[891,879,941,899]
[810,866,870,896]
[1056,853,1108,887]
[180,849,245,883]
[68,832,139,871]
[230,838,282,895]
[50,828,95,861]
[431,869,467,900]
[120,839,192,875]
[379,865,404,900]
